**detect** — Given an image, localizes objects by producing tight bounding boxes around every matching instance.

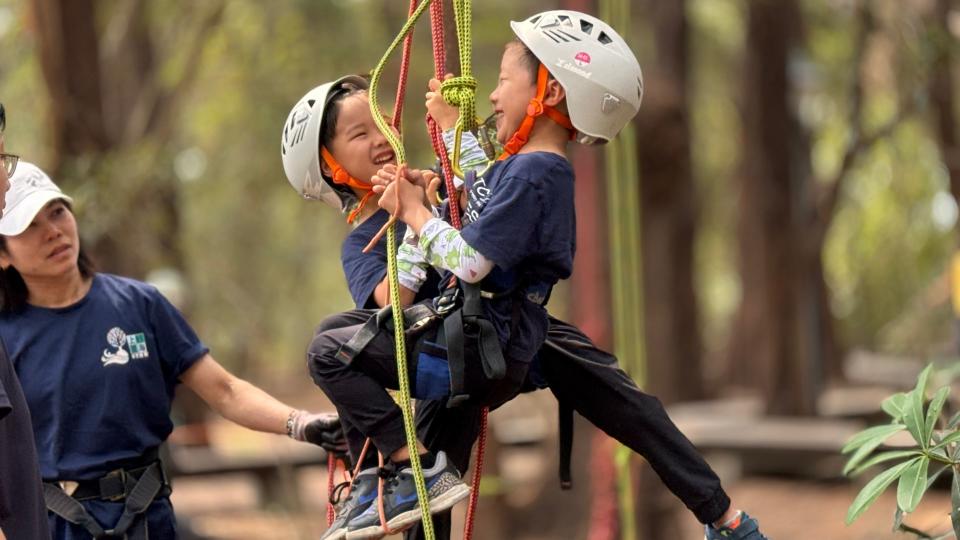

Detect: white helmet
[281,75,369,211]
[511,10,643,144]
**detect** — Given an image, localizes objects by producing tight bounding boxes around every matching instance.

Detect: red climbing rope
[426,4,486,539]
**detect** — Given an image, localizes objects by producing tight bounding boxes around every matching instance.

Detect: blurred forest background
[4,0,960,538]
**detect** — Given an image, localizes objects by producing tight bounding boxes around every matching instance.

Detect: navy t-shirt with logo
[0,340,51,540]
[341,209,440,309]
[0,273,208,481]
[456,152,576,363]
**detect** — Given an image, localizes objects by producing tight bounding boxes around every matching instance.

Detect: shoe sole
[345,483,472,540]
[385,482,472,532]
[321,529,348,540]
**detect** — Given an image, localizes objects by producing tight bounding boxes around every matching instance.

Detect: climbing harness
[42,450,170,540]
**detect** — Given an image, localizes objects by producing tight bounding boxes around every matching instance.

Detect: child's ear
[543,79,567,108]
[0,250,10,270]
[320,156,333,178]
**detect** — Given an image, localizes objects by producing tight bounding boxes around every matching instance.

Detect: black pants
[312,311,730,537]
[308,308,525,461]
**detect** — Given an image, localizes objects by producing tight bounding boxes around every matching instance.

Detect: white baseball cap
[0,161,73,236]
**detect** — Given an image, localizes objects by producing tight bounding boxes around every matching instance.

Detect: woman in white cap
[0,161,347,540]
[0,104,52,540]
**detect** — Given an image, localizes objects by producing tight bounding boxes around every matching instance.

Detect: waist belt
[43,457,169,540]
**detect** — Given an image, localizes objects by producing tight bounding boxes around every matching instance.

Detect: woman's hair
[319,79,370,149]
[0,204,96,315]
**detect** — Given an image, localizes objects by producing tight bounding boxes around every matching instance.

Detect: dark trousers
[311,311,730,538]
[538,316,730,525]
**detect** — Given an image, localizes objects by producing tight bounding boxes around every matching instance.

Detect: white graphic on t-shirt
[101,327,130,366]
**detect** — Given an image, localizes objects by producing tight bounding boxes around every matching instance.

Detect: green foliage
[844,363,960,537]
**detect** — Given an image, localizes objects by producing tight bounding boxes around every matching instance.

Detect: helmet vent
[307,99,316,107]
[529,15,541,25]
[558,14,571,25]
[580,20,593,34]
[598,31,613,45]
[545,29,580,42]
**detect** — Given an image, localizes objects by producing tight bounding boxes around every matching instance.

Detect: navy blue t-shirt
[0,273,208,481]
[342,209,440,309]
[457,152,576,363]
[0,340,50,540]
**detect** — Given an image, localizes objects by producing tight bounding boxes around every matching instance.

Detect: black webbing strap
[44,462,165,539]
[444,281,508,408]
[558,401,574,490]
[336,303,440,365]
[460,282,506,380]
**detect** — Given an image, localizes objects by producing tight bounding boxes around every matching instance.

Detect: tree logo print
[100,327,131,366]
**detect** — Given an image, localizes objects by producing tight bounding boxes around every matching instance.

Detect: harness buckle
[100,468,128,502]
[434,287,461,314]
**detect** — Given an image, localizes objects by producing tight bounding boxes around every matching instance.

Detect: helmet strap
[320,146,374,224]
[498,64,575,161]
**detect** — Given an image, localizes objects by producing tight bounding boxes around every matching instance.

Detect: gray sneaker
[345,451,471,540]
[321,468,379,540]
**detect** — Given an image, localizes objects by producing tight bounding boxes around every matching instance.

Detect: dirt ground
[171,470,954,540]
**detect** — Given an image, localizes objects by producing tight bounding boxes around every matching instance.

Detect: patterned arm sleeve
[418,217,495,284]
[442,129,490,177]
[397,225,431,292]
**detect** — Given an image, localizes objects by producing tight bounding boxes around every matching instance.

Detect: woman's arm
[179,355,343,452]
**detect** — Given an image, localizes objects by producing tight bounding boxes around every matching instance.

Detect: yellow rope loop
[440,76,478,127]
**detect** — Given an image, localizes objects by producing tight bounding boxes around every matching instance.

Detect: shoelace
[329,480,353,506]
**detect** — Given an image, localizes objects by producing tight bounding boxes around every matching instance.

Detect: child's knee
[307,329,344,374]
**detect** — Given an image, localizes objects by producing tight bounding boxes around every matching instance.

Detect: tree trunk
[729,0,831,415]
[636,0,704,405]
[31,0,109,168]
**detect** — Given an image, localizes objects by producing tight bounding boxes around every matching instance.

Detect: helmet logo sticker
[555,57,592,80]
[574,52,591,66]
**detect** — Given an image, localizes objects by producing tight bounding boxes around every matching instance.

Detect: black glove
[288,410,349,457]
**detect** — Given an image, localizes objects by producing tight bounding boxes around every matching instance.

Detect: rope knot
[440,76,477,107]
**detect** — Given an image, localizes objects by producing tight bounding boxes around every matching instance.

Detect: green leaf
[896,456,930,513]
[915,363,934,397]
[846,458,918,525]
[932,430,960,450]
[925,387,950,444]
[953,469,960,540]
[904,389,928,449]
[843,424,908,454]
[883,393,909,422]
[948,410,960,430]
[892,506,904,532]
[925,465,949,491]
[849,450,922,477]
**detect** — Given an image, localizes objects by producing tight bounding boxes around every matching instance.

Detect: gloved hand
[288,410,349,457]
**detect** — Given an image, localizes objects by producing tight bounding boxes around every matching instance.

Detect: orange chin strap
[498,64,575,161]
[320,146,376,224]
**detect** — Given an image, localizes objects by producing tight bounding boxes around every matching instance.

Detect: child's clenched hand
[426,74,458,131]
[373,165,435,232]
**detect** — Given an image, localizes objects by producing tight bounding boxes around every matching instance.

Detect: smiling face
[0,200,80,280]
[322,94,396,186]
[489,42,539,145]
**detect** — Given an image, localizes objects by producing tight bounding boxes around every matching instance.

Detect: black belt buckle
[99,468,128,502]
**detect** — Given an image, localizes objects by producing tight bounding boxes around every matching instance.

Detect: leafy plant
[844,364,960,538]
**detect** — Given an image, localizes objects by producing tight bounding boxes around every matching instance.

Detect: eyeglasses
[1,154,19,177]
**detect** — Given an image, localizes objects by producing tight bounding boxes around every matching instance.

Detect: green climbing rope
[600,0,644,538]
[440,0,478,178]
[367,1,436,537]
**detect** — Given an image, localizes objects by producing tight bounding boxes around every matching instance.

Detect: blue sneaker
[345,451,471,540]
[704,512,768,539]
[321,467,379,540]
